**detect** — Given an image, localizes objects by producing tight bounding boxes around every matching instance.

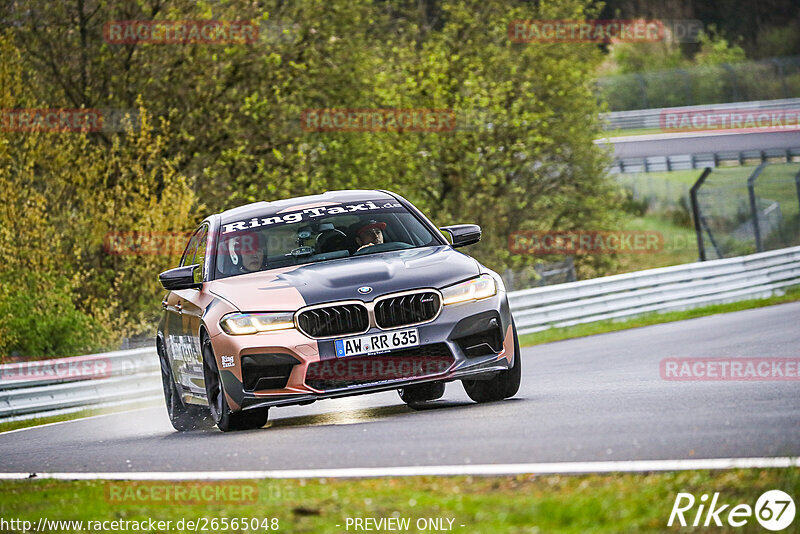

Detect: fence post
[636,74,648,109]
[678,68,692,105]
[771,58,788,99]
[690,167,713,261]
[747,162,768,253]
[722,63,740,101]
[794,168,800,218]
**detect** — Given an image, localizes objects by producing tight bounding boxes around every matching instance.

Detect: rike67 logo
[669,490,795,530]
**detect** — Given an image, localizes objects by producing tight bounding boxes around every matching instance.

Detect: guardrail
[509,245,800,335]
[2,245,799,422]
[0,348,160,422]
[603,98,800,131]
[611,148,800,173]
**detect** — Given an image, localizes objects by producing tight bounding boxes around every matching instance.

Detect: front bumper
[210,291,515,411]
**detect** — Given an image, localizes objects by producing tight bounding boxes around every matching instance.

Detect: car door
[165,228,201,395]
[172,224,209,398]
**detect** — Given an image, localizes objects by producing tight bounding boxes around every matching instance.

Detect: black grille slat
[298,303,369,338]
[375,291,440,329]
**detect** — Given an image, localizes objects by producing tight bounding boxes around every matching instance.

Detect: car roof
[217,190,397,225]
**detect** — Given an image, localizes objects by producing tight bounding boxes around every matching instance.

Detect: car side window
[180,230,200,268]
[194,226,209,281]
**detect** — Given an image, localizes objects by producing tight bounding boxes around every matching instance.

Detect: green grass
[1,469,797,532]
[520,285,800,347]
[600,127,662,137]
[614,214,699,273]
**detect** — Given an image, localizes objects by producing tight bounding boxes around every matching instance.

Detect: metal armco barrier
[602,98,800,131]
[2,245,800,422]
[610,148,800,174]
[509,245,800,335]
[0,348,160,422]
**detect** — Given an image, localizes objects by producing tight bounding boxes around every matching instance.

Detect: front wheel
[462,322,522,403]
[202,335,269,432]
[158,340,212,431]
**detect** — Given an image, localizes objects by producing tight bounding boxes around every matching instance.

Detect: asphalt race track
[1,303,798,474]
[600,130,800,159]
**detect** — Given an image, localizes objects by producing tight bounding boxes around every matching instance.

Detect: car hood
[208,245,481,310]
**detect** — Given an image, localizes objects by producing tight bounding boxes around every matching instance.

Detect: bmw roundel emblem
[358,286,373,295]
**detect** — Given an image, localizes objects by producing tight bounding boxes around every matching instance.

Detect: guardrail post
[747,162,768,253]
[690,167,713,261]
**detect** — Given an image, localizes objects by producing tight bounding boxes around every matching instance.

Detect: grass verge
[1,469,797,532]
[520,285,800,347]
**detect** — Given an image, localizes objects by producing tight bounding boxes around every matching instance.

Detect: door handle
[175,302,182,313]
[161,300,168,310]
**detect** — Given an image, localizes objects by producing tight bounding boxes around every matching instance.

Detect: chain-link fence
[501,258,576,291]
[599,56,800,111]
[616,173,691,212]
[690,163,800,260]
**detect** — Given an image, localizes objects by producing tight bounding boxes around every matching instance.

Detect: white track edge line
[0,405,159,436]
[0,457,797,480]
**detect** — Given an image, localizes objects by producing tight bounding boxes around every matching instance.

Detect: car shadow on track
[152,397,525,437]
[265,400,475,429]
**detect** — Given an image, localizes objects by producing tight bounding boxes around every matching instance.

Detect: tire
[462,322,521,403]
[158,340,212,431]
[398,382,445,408]
[202,335,269,432]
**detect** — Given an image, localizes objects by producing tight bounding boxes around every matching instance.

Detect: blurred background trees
[2,0,798,357]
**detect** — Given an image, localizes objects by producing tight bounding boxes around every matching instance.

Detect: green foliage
[694,28,747,65]
[3,0,621,355]
[0,272,109,360]
[0,33,196,354]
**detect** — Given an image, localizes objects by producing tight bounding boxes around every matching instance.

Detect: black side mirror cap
[159,264,202,291]
[440,224,481,248]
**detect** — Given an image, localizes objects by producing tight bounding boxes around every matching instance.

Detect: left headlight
[219,312,296,335]
[441,274,497,306]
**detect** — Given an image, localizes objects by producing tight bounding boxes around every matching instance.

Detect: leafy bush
[0,272,110,360]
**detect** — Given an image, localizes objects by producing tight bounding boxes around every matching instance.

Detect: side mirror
[440,224,481,248]
[159,264,202,291]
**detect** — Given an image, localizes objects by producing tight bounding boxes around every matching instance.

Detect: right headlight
[219,312,295,335]
[440,274,497,306]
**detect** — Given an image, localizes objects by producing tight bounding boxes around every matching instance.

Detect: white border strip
[0,405,159,436]
[0,457,797,480]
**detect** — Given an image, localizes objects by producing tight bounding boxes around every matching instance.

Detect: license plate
[335,328,419,357]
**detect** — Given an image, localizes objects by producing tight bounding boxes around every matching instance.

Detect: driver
[228,231,266,273]
[354,219,386,251]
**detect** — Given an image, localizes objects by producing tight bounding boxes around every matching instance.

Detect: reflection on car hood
[208,245,480,310]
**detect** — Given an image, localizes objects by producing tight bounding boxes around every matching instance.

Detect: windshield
[213,199,441,279]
